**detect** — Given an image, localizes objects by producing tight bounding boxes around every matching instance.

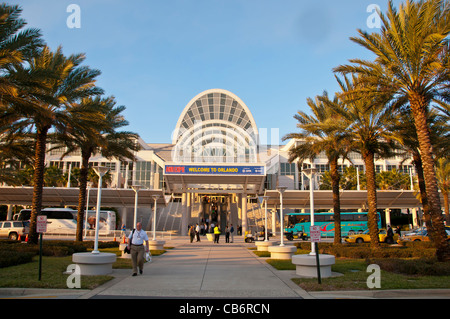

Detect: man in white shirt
[127,222,149,276]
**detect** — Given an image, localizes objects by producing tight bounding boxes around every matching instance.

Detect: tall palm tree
[389,106,449,229]
[436,158,450,223]
[0,4,44,107]
[334,0,450,260]
[283,92,350,244]
[0,4,43,186]
[55,96,139,241]
[329,75,399,248]
[8,46,103,244]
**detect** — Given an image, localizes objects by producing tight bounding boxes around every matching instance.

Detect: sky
[12,0,402,144]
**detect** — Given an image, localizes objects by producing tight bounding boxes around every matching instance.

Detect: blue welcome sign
[164,164,265,175]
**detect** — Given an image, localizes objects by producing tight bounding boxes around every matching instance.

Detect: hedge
[0,240,120,268]
[294,242,436,259]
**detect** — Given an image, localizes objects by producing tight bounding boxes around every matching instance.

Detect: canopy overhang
[163,163,266,194]
[0,187,167,208]
[263,190,438,210]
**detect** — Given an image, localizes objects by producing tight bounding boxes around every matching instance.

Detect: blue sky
[13,0,401,144]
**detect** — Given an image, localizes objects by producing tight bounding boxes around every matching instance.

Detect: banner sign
[164,164,265,176]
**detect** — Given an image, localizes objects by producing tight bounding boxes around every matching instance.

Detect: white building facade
[44,89,420,234]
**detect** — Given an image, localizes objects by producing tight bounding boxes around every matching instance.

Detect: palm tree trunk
[444,193,450,225]
[76,150,91,241]
[409,94,450,261]
[329,157,341,244]
[413,153,432,227]
[412,153,431,227]
[28,126,49,245]
[362,150,380,248]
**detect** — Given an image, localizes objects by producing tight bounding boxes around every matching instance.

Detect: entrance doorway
[200,195,230,232]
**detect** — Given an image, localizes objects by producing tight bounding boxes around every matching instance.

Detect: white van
[14,208,77,234]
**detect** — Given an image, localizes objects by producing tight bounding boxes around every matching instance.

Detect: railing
[41,229,176,241]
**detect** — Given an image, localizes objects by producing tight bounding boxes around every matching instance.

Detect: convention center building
[1,89,426,236]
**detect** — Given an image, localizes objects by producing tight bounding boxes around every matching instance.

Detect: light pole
[303,168,317,254]
[152,195,160,240]
[131,185,142,229]
[263,196,269,242]
[92,166,109,254]
[276,186,287,247]
[84,181,93,240]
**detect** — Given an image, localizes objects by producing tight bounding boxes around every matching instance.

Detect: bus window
[341,214,354,221]
[355,214,368,221]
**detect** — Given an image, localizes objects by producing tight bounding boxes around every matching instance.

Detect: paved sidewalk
[1,236,449,300]
[83,237,306,299]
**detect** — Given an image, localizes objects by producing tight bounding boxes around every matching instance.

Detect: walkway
[84,237,306,299]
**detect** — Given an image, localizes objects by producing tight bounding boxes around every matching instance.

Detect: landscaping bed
[0,240,167,290]
[263,242,450,291]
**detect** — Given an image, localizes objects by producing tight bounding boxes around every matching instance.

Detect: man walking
[127,222,149,276]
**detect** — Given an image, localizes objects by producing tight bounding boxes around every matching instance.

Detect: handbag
[124,229,135,254]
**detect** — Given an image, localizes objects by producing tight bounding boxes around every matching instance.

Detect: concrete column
[242,193,248,235]
[181,192,188,236]
[121,207,128,229]
[150,160,155,189]
[412,208,419,228]
[7,205,13,220]
[271,209,277,236]
[385,208,391,227]
[187,191,192,225]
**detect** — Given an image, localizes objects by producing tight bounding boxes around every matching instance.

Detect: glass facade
[173,90,258,163]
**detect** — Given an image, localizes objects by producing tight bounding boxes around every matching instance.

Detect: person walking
[195,223,201,242]
[127,222,149,276]
[214,225,221,243]
[230,224,234,243]
[225,225,230,243]
[386,224,394,244]
[189,225,195,243]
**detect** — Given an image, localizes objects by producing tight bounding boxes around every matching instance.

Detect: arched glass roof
[172,89,259,163]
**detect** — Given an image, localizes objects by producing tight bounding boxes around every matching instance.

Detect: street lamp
[152,195,161,240]
[131,185,142,229]
[263,196,269,242]
[276,186,287,247]
[92,166,109,254]
[303,168,317,255]
[84,181,93,240]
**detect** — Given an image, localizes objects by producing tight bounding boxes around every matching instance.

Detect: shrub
[0,250,34,268]
[294,241,436,259]
[368,258,450,276]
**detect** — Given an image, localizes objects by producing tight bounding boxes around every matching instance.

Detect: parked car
[345,228,399,244]
[0,221,29,240]
[399,228,450,242]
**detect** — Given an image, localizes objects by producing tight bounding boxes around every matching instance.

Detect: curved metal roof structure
[172,89,259,163]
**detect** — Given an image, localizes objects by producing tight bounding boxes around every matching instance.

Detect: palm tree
[0,4,43,186]
[283,92,350,244]
[328,75,399,248]
[0,4,44,108]
[436,158,450,223]
[8,46,103,244]
[376,169,410,190]
[388,106,449,230]
[55,96,139,241]
[334,0,450,260]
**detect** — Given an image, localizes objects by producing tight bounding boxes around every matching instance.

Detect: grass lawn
[0,255,112,289]
[0,247,168,290]
[266,258,450,291]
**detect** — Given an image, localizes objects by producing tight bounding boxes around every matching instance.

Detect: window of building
[280,162,296,176]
